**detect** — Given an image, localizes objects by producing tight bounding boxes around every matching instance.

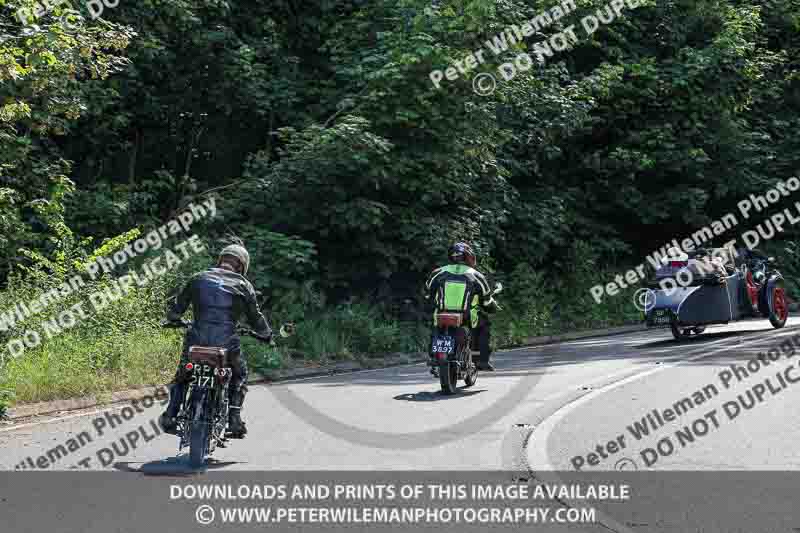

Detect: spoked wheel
[769,285,789,328]
[439,362,458,395]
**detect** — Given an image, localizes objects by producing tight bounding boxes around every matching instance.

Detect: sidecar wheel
[671,323,692,340]
[769,285,789,328]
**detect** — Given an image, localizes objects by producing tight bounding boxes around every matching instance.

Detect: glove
[279,323,296,338]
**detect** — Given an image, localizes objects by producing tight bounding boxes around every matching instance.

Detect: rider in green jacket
[425,242,499,371]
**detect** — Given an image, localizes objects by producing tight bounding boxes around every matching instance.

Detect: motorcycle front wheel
[769,285,789,328]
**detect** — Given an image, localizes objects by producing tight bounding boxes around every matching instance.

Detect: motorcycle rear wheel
[439,362,458,395]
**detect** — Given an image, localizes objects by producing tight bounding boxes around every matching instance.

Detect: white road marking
[524,326,800,533]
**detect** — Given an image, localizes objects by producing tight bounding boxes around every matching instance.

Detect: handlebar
[237,327,273,343]
[160,320,275,343]
[161,319,191,329]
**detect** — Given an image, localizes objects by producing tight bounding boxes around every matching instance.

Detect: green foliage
[0,0,134,279]
[494,241,642,347]
[279,302,426,360]
[0,327,178,404]
[5,0,800,290]
[493,264,556,345]
[2,0,800,405]
[0,197,212,405]
[245,341,287,377]
[234,227,318,298]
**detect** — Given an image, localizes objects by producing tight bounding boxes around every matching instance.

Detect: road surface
[4,319,800,532]
[3,319,800,471]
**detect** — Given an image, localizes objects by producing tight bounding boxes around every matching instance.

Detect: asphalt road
[5,319,800,532]
[3,318,800,472]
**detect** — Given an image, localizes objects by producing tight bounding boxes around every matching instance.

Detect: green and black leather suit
[425,264,498,365]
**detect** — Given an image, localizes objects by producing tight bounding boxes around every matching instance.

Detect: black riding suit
[164,267,272,425]
[425,264,498,366]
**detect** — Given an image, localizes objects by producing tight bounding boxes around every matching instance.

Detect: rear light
[435,352,446,360]
[669,261,687,267]
[185,363,194,371]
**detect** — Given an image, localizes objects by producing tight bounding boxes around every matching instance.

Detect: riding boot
[159,381,185,435]
[227,385,248,438]
[477,316,494,371]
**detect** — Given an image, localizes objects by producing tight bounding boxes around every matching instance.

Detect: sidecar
[644,248,789,340]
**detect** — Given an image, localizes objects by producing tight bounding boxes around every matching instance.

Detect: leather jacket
[167,267,272,354]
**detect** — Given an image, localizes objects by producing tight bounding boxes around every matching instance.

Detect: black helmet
[449,242,476,268]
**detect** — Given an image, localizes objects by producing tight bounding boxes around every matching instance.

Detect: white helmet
[218,244,250,275]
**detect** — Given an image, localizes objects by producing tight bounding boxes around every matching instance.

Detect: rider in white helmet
[159,244,271,438]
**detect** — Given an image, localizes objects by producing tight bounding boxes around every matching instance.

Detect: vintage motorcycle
[645,247,789,340]
[429,283,503,394]
[162,319,279,468]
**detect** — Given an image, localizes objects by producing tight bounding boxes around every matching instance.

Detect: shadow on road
[394,389,487,402]
[271,361,548,388]
[113,456,240,476]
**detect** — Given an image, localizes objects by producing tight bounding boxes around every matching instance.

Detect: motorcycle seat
[188,346,229,367]
[436,312,464,328]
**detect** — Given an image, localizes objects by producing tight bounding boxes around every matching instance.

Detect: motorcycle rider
[159,243,271,438]
[425,242,499,371]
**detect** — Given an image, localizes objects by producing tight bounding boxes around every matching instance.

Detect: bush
[490,241,642,348]
[493,263,556,347]
[243,340,288,376]
[0,206,214,405]
[284,302,426,360]
[1,328,179,403]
